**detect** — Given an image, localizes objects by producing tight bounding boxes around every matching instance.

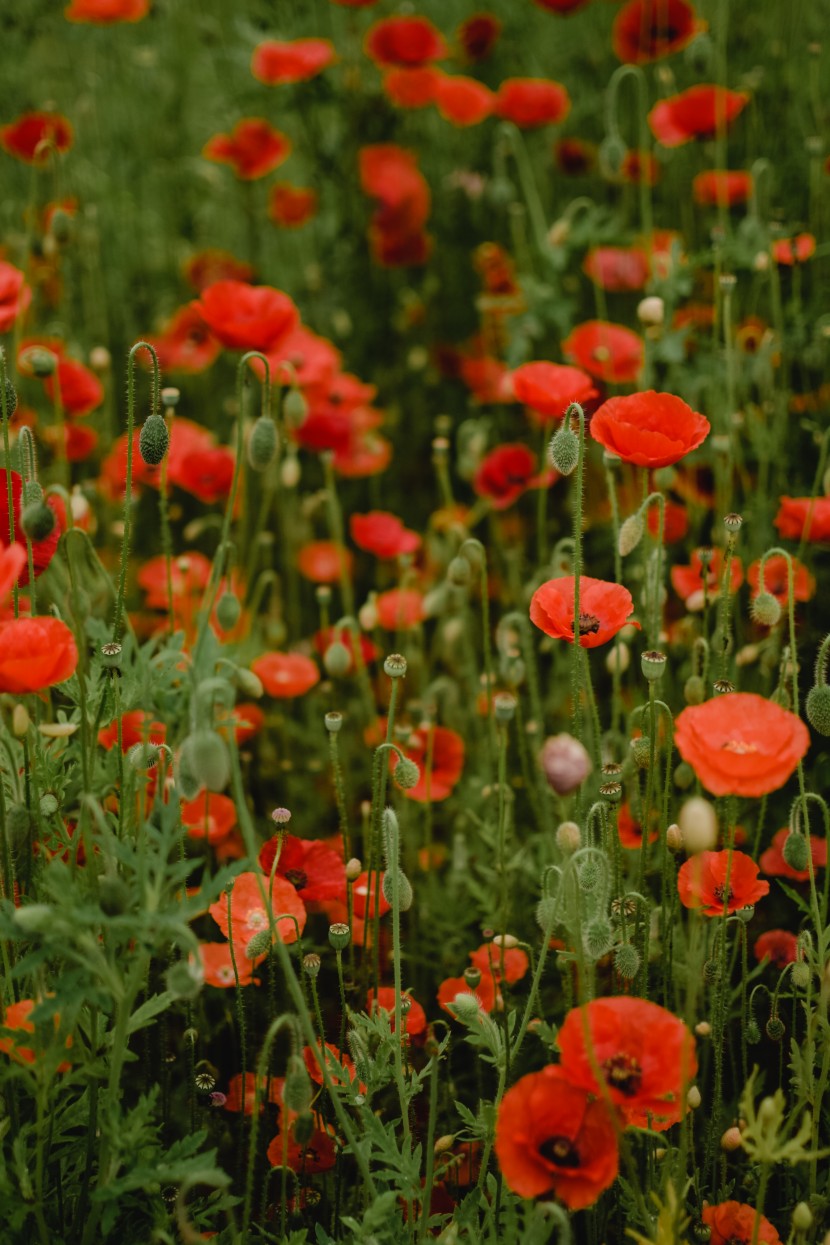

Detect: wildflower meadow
[1,0,830,1241]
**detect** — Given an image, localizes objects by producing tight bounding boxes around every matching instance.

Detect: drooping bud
[179,730,230,793]
[806,684,830,735]
[282,387,307,427]
[1,377,18,420]
[684,675,705,705]
[614,943,640,979]
[555,821,581,853]
[393,756,420,790]
[215,592,241,632]
[139,412,169,466]
[765,1014,785,1042]
[548,424,579,476]
[782,831,810,873]
[21,501,57,542]
[248,416,278,471]
[283,1054,313,1112]
[751,591,781,627]
[619,513,645,557]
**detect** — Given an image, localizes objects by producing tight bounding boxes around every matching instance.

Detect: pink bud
[538,734,592,795]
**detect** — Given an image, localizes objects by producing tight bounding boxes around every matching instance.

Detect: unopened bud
[637,296,665,327]
[679,797,718,853]
[556,820,581,853]
[393,756,420,790]
[666,823,683,851]
[248,416,278,471]
[345,857,362,882]
[721,1126,742,1151]
[687,1086,702,1109]
[619,513,645,557]
[548,425,579,476]
[806,684,830,735]
[751,591,781,627]
[138,412,169,466]
[323,641,352,678]
[215,592,241,632]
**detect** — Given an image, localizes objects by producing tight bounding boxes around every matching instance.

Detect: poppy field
[1,0,830,1241]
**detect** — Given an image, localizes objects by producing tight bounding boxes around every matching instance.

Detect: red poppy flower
[495,1065,618,1207]
[209,871,307,947]
[251,38,337,85]
[267,1118,337,1174]
[530,576,639,648]
[259,834,346,905]
[562,320,644,383]
[0,540,26,604]
[433,74,494,126]
[648,86,750,147]
[494,79,571,128]
[647,500,688,543]
[182,792,237,845]
[138,552,211,610]
[391,723,465,802]
[774,496,830,542]
[618,148,661,184]
[678,850,770,916]
[42,422,99,463]
[365,17,447,67]
[0,112,73,164]
[0,471,61,584]
[437,972,497,1016]
[473,443,541,509]
[0,262,31,333]
[754,930,798,969]
[202,119,291,180]
[196,280,298,354]
[747,554,814,605]
[469,942,529,985]
[65,0,148,19]
[268,183,318,228]
[511,361,598,424]
[350,511,421,559]
[702,1202,782,1245]
[98,710,166,752]
[760,826,827,883]
[772,233,816,265]
[303,1040,363,1091]
[224,1072,284,1114]
[583,247,650,292]
[251,651,320,698]
[351,870,391,920]
[670,548,743,609]
[459,354,513,403]
[296,540,353,584]
[675,693,809,797]
[198,942,258,988]
[382,67,442,109]
[457,14,502,61]
[183,249,255,292]
[367,987,428,1036]
[558,997,697,1129]
[612,0,702,63]
[555,137,597,175]
[146,303,221,374]
[0,998,72,1071]
[692,170,754,207]
[590,391,710,468]
[0,617,78,694]
[43,357,104,416]
[617,802,660,848]
[314,625,377,674]
[375,588,425,630]
[359,143,431,268]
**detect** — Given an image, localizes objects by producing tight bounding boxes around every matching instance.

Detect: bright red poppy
[209,871,307,947]
[583,247,650,292]
[670,548,743,609]
[760,827,827,883]
[619,148,661,184]
[774,497,830,542]
[375,588,425,630]
[268,183,318,228]
[617,802,660,848]
[350,511,421,558]
[692,170,754,207]
[647,500,689,543]
[202,119,291,180]
[365,16,447,67]
[98,710,166,752]
[674,693,809,797]
[557,997,697,1129]
[648,85,750,147]
[590,391,710,468]
[457,14,502,61]
[303,1040,362,1091]
[251,651,320,698]
[702,1201,782,1245]
[252,38,337,85]
[772,233,816,265]
[530,576,639,648]
[0,998,72,1071]
[473,443,543,509]
[0,262,31,333]
[0,112,73,164]
[747,554,814,605]
[494,78,571,128]
[469,942,529,985]
[224,1072,284,1114]
[510,361,598,423]
[391,723,465,802]
[0,471,61,584]
[198,942,258,988]
[181,792,237,845]
[65,0,148,19]
[0,540,26,603]
[43,357,104,416]
[382,67,442,109]
[296,540,353,584]
[146,303,221,374]
[259,834,346,905]
[562,320,644,383]
[138,552,211,610]
[678,850,770,916]
[196,280,299,353]
[0,617,78,694]
[612,0,702,63]
[367,987,428,1036]
[266,1118,337,1174]
[351,870,391,920]
[753,930,798,969]
[495,1065,618,1207]
[359,143,431,268]
[433,74,495,126]
[437,972,497,1016]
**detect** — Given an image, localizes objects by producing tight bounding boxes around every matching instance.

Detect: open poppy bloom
[0,540,26,602]
[753,929,798,969]
[0,262,31,333]
[266,1117,337,1174]
[678,850,770,916]
[774,496,830,542]
[197,942,258,988]
[259,834,346,905]
[562,320,644,383]
[760,827,827,883]
[473,443,545,509]
[583,247,650,292]
[181,792,237,845]
[209,871,307,947]
[648,85,750,147]
[469,942,529,985]
[359,143,431,268]
[0,111,73,164]
[391,723,465,801]
[251,651,320,697]
[702,1201,783,1245]
[43,357,105,416]
[555,137,597,175]
[510,361,598,423]
[65,0,148,19]
[375,588,425,630]
[437,972,497,1016]
[747,554,814,605]
[303,1040,363,1090]
[251,38,337,85]
[670,548,743,609]
[183,249,255,292]
[495,1065,619,1207]
[530,576,639,648]
[382,66,442,110]
[197,280,299,353]
[557,996,697,1129]
[433,73,495,126]
[0,617,78,694]
[269,183,318,228]
[692,170,754,207]
[350,511,421,559]
[365,16,447,67]
[772,233,816,265]
[590,391,710,468]
[223,1072,285,1114]
[146,303,221,374]
[296,540,353,584]
[612,0,703,63]
[674,692,809,797]
[494,78,571,128]
[202,119,291,180]
[0,998,72,1071]
[367,987,428,1036]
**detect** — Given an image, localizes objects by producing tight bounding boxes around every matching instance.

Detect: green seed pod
[684,675,705,705]
[393,757,420,790]
[674,761,695,789]
[138,412,169,466]
[751,591,781,627]
[614,943,641,980]
[548,425,579,476]
[283,1054,313,1112]
[806,684,830,735]
[323,641,351,678]
[1,377,18,420]
[383,653,407,678]
[21,500,56,542]
[179,730,230,793]
[328,922,351,950]
[248,416,278,471]
[618,513,645,557]
[782,831,810,873]
[282,388,307,427]
[215,592,241,632]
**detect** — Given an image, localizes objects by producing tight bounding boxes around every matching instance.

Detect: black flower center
[602,1052,643,1095]
[285,868,308,891]
[572,611,601,636]
[713,883,733,904]
[539,1135,580,1167]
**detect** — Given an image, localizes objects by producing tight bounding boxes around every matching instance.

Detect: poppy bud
[345,857,362,882]
[448,992,482,1023]
[283,1054,312,1112]
[686,1086,702,1109]
[782,831,810,873]
[246,931,272,959]
[674,761,695,788]
[494,692,516,723]
[248,416,278,471]
[637,296,665,327]
[21,347,56,377]
[21,501,57,542]
[382,868,413,911]
[179,730,230,793]
[1,377,17,420]
[165,957,204,1000]
[538,733,592,795]
[128,741,161,772]
[12,705,30,737]
[578,857,602,892]
[328,922,351,950]
[447,556,471,586]
[599,133,627,177]
[22,480,43,506]
[791,961,811,989]
[139,412,169,466]
[806,684,830,735]
[606,641,630,674]
[666,824,683,851]
[614,943,640,979]
[630,735,652,770]
[215,592,241,632]
[679,797,717,852]
[684,674,705,705]
[555,820,581,853]
[99,873,130,917]
[618,513,645,557]
[323,641,351,678]
[751,591,781,627]
[13,904,54,934]
[703,959,720,985]
[281,452,301,488]
[536,895,557,930]
[548,425,579,476]
[583,917,613,960]
[721,1126,742,1151]
[792,1203,813,1232]
[282,388,307,427]
[765,1014,785,1042]
[394,756,420,790]
[745,1018,761,1045]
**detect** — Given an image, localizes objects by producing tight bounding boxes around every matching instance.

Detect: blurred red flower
[296,540,354,584]
[259,834,346,905]
[692,169,754,207]
[674,693,809,797]
[530,576,638,648]
[0,471,61,584]
[434,74,495,126]
[223,1072,284,1114]
[375,588,425,630]
[196,280,299,353]
[65,0,148,19]
[534,0,592,12]
[457,14,502,61]
[251,651,320,698]
[648,85,749,147]
[43,357,104,416]
[747,554,814,605]
[202,119,291,180]
[772,233,816,265]
[350,511,421,558]
[98,709,166,751]
[583,246,650,291]
[617,802,659,848]
[0,998,72,1071]
[495,1066,618,1206]
[146,303,221,374]
[590,391,710,467]
[619,148,661,184]
[753,930,798,969]
[0,617,78,694]
[269,183,318,228]
[437,972,496,1016]
[670,548,743,608]
[678,850,770,915]
[267,1118,337,1174]
[647,500,688,543]
[0,262,31,333]
[511,361,598,423]
[181,792,237,845]
[392,723,465,801]
[352,870,391,919]
[359,143,431,268]
[494,78,571,128]
[613,0,702,63]
[555,137,597,175]
[702,1201,782,1245]
[557,996,697,1129]
[469,942,529,984]
[0,112,73,164]
[0,540,26,603]
[42,422,99,462]
[382,67,441,109]
[562,320,644,383]
[183,249,254,292]
[760,826,827,882]
[367,987,428,1036]
[774,496,830,542]
[365,16,447,67]
[209,871,307,947]
[252,38,337,84]
[473,443,543,509]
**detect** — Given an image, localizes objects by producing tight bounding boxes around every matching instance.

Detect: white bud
[678,797,718,853]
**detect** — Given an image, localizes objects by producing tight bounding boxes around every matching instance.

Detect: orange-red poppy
[530,576,639,648]
[510,361,598,423]
[747,554,815,605]
[692,169,754,207]
[0,617,77,694]
[457,13,502,61]
[202,119,291,180]
[533,0,591,10]
[268,183,318,228]
[196,280,299,353]
[0,112,73,164]
[702,1202,782,1245]
[554,137,597,175]
[0,262,31,333]
[437,972,497,1016]
[648,85,749,147]
[181,792,237,845]
[753,930,798,969]
[146,303,221,374]
[774,496,830,542]
[350,511,421,558]
[43,357,104,416]
[433,74,495,126]
[258,834,346,905]
[678,850,770,916]
[612,0,702,63]
[251,651,320,698]
[391,723,465,802]
[583,246,650,291]
[562,320,644,383]
[209,871,307,947]
[382,67,441,110]
[0,471,61,584]
[772,233,816,265]
[183,249,255,292]
[469,942,529,985]
[375,588,425,630]
[65,0,148,19]
[0,998,72,1071]
[367,987,428,1036]
[590,391,710,467]
[296,540,354,584]
[674,692,809,797]
[670,548,743,608]
[198,942,258,988]
[365,16,447,67]
[251,38,337,85]
[473,443,543,509]
[494,78,571,128]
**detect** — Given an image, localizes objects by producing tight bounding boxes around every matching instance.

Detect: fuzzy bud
[382,869,413,911]
[448,992,482,1023]
[684,675,705,705]
[806,684,830,736]
[583,917,613,961]
[614,943,641,979]
[246,931,272,959]
[179,730,230,793]
[745,1019,761,1045]
[536,895,558,930]
[791,961,811,989]
[538,733,592,795]
[215,592,241,632]
[393,756,420,790]
[138,412,169,466]
[606,641,630,674]
[323,641,352,678]
[128,741,160,772]
[1,377,18,420]
[765,1015,785,1042]
[687,1086,702,1109]
[721,1126,743,1151]
[345,857,362,882]
[666,824,683,851]
[555,820,581,853]
[447,556,471,586]
[751,591,781,627]
[21,501,57,542]
[248,416,278,471]
[282,388,307,427]
[548,425,579,476]
[679,797,718,853]
[98,874,130,917]
[619,513,645,557]
[630,736,652,770]
[782,831,810,873]
[283,1054,313,1112]
[578,858,602,893]
[637,296,665,327]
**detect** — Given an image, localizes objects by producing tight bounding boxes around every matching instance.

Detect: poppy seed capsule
[21,501,56,542]
[328,922,350,950]
[642,650,667,681]
[138,412,169,466]
[324,711,343,734]
[303,953,321,979]
[548,425,579,476]
[751,591,781,627]
[179,730,230,793]
[215,592,241,632]
[618,512,645,557]
[100,641,123,670]
[806,684,830,736]
[160,386,180,409]
[383,653,408,678]
[464,966,482,990]
[248,416,278,471]
[1,377,17,420]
